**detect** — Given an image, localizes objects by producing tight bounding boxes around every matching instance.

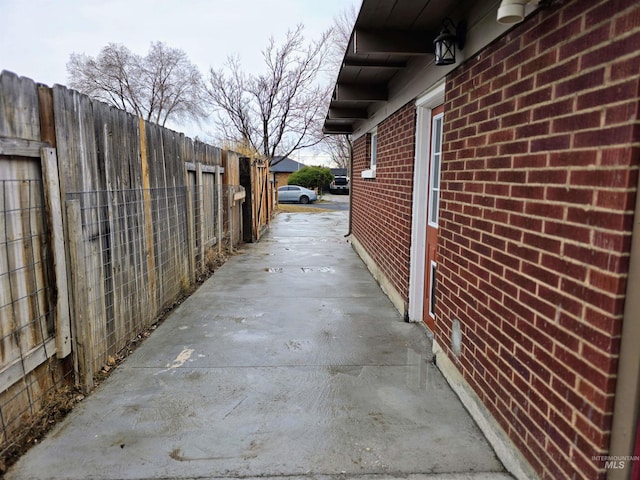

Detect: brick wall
[274,172,290,188]
[437,1,640,479]
[352,102,416,304]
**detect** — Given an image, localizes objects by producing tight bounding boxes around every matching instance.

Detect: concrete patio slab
[6,211,511,480]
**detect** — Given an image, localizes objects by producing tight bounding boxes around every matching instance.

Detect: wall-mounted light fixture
[433,18,467,66]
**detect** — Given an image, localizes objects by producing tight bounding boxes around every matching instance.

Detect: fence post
[229,186,235,253]
[66,199,94,393]
[195,162,205,267]
[41,148,72,358]
[184,164,196,281]
[216,165,223,255]
[239,157,253,243]
[138,118,157,313]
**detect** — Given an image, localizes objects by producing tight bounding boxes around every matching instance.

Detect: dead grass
[277,204,333,213]
[0,383,84,474]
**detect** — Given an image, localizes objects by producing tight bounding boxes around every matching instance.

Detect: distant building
[270,156,305,187]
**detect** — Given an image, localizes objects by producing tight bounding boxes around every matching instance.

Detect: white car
[329,176,350,194]
[278,185,317,204]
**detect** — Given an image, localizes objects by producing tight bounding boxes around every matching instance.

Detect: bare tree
[207,25,331,166]
[324,134,352,170]
[327,4,358,77]
[67,42,206,127]
[320,5,358,170]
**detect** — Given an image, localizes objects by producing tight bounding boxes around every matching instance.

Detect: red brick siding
[437,1,640,479]
[352,103,416,302]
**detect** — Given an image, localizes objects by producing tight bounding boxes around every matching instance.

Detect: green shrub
[287,166,334,191]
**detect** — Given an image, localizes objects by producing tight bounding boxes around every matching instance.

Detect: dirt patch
[0,383,85,474]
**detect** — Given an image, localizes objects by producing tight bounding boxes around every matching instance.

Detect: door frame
[607,148,640,479]
[408,82,445,324]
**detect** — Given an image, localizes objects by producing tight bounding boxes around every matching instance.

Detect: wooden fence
[0,70,272,463]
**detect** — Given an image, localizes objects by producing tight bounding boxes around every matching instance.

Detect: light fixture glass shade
[434,28,456,65]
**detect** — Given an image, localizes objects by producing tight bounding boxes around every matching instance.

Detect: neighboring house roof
[271,157,305,173]
[331,168,348,177]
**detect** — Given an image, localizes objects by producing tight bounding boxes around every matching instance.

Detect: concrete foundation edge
[350,235,406,316]
[432,339,539,480]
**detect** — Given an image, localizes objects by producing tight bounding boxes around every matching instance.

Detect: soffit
[324,0,473,135]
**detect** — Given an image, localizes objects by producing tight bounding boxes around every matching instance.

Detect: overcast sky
[0,0,360,148]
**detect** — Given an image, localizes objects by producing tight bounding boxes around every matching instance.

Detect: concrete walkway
[7,211,511,480]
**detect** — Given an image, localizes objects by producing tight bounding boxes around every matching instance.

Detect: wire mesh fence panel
[191,183,203,272]
[190,179,221,275]
[201,173,218,251]
[222,185,231,247]
[222,185,245,249]
[0,177,70,460]
[1,179,51,360]
[66,187,191,376]
[150,187,189,307]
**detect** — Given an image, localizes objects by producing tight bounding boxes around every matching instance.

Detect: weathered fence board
[138,118,157,321]
[94,104,145,359]
[40,148,71,357]
[0,138,49,157]
[53,85,102,194]
[65,199,94,392]
[0,71,41,141]
[222,151,244,247]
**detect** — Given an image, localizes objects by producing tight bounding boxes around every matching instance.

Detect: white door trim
[408,82,445,323]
